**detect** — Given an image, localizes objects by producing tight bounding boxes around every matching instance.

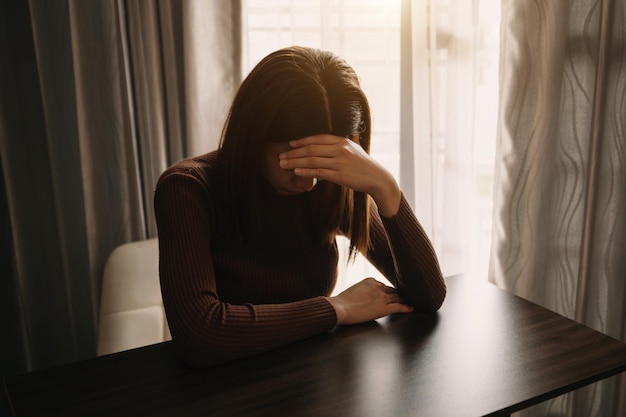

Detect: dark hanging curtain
[0,0,240,376]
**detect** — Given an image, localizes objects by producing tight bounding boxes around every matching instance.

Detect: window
[242,0,500,290]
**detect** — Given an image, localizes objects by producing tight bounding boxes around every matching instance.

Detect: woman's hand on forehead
[278,134,401,217]
[278,134,369,190]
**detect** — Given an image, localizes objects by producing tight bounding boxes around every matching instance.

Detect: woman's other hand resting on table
[326,278,413,325]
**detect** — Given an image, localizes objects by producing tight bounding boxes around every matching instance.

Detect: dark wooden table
[3,275,626,417]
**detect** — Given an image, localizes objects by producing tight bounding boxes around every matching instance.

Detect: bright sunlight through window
[242,0,501,291]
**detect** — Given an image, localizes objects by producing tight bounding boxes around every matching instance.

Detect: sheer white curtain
[491,1,626,415]
[242,0,500,291]
[403,0,500,281]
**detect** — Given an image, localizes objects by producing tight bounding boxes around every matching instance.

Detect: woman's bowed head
[154,46,446,367]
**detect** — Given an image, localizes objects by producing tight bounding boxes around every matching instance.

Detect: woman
[154,46,446,368]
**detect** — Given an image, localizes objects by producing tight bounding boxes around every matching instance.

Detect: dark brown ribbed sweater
[154,150,446,367]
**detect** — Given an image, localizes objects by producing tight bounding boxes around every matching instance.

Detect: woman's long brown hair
[216,46,372,259]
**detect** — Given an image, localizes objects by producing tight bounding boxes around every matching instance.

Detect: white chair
[97,238,171,356]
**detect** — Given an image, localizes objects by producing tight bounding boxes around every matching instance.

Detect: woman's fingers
[281,134,363,160]
[386,301,415,315]
[279,137,349,164]
[325,278,413,325]
[279,134,373,190]
[288,134,343,148]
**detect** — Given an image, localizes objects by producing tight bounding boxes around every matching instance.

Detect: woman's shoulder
[154,151,223,221]
[161,149,219,175]
[158,150,219,187]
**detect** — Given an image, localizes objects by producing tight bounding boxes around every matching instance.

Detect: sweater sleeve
[154,170,337,368]
[365,194,446,312]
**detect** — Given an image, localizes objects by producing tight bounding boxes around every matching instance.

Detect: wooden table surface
[3,275,626,417]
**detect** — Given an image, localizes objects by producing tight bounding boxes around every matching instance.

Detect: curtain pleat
[124,0,174,237]
[491,1,626,415]
[157,0,187,163]
[68,0,148,294]
[0,0,240,375]
[0,0,93,372]
[183,0,241,156]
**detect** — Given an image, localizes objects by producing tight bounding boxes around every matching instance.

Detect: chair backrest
[97,238,171,356]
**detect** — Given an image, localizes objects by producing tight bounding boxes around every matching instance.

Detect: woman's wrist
[325,296,345,325]
[369,172,401,218]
